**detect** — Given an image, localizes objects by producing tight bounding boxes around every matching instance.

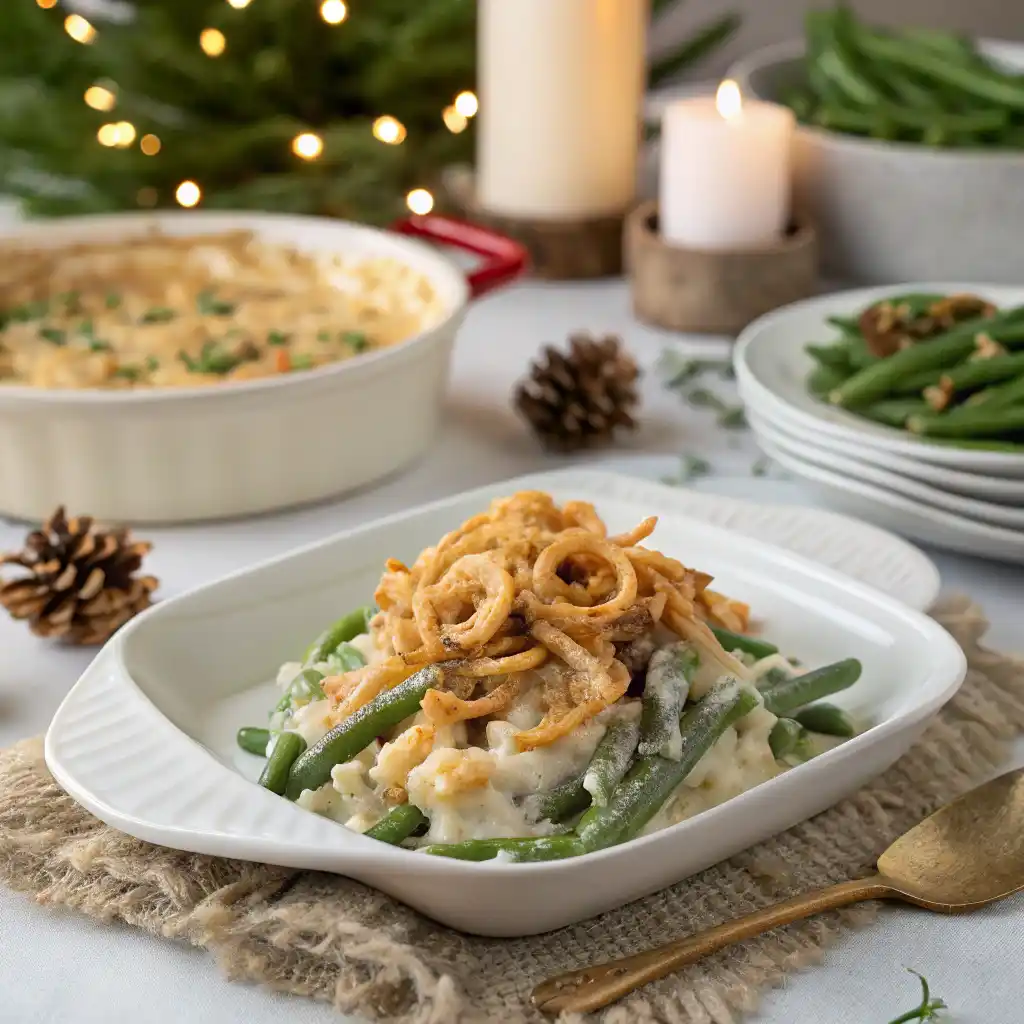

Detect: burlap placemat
[2,595,1022,1024]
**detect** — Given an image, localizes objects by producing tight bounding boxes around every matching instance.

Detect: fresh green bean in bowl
[803,290,1024,451]
[234,492,869,862]
[783,7,1024,149]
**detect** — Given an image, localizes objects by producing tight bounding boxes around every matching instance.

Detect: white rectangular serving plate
[44,470,966,937]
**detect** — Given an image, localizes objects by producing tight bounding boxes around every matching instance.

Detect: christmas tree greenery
[0,0,738,224]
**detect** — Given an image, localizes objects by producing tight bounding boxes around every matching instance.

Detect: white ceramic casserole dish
[44,469,965,937]
[728,39,1024,284]
[0,211,526,524]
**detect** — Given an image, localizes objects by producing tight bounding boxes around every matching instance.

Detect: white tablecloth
[1,277,1021,1024]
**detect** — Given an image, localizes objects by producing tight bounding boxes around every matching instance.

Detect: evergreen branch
[648,13,741,86]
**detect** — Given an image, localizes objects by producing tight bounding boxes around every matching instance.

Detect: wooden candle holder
[442,165,627,281]
[625,200,818,335]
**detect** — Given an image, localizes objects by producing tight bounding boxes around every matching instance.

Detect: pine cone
[513,333,640,452]
[0,507,158,645]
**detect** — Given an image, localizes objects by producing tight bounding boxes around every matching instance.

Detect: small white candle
[477,0,647,221]
[660,81,795,250]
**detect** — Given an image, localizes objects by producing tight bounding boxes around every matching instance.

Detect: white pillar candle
[660,81,795,250]
[477,0,647,221]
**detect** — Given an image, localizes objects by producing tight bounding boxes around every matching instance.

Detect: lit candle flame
[715,79,742,121]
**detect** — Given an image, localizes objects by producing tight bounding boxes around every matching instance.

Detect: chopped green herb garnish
[341,330,369,352]
[886,970,946,1024]
[196,290,236,316]
[751,456,770,477]
[89,339,112,353]
[686,387,727,411]
[179,341,241,375]
[59,291,83,314]
[717,405,747,429]
[661,453,711,485]
[10,300,49,322]
[145,355,160,372]
[105,292,122,310]
[141,307,176,324]
[267,330,289,346]
[316,329,330,342]
[38,327,67,346]
[290,353,314,371]
[77,318,95,338]
[112,365,142,381]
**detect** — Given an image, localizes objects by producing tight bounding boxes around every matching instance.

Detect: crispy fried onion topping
[321,491,751,747]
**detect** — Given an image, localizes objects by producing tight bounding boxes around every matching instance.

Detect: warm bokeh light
[64,14,96,44]
[227,0,252,7]
[200,28,226,56]
[372,115,406,145]
[716,79,743,120]
[140,134,161,156]
[291,132,323,160]
[406,189,434,216]
[97,124,119,148]
[114,121,136,147]
[36,0,58,10]
[319,0,347,24]
[454,91,478,118]
[137,187,158,208]
[84,85,116,112]
[442,106,467,134]
[175,181,202,208]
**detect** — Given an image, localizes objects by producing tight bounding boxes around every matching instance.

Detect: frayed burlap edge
[2,595,1022,1024]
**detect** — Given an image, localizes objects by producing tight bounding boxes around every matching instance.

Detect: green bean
[830,308,1024,408]
[364,804,427,845]
[237,726,272,756]
[826,315,861,335]
[768,718,805,760]
[259,732,307,795]
[274,668,326,713]
[422,836,584,862]
[638,644,699,760]
[809,364,850,398]
[760,659,862,717]
[584,717,641,807]
[530,770,591,823]
[285,665,443,799]
[923,436,1024,453]
[304,606,375,664]
[959,372,1024,411]
[935,353,1024,396]
[795,703,857,738]
[907,405,1024,439]
[577,685,759,853]
[709,626,778,660]
[327,641,366,674]
[859,398,930,428]
[806,342,854,371]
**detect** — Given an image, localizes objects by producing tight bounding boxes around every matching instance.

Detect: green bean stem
[285,664,443,799]
[583,716,642,807]
[259,732,307,795]
[577,685,759,853]
[364,804,428,845]
[422,836,584,862]
[760,659,862,717]
[795,703,857,738]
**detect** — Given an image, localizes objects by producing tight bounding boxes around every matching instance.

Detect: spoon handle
[532,875,893,1016]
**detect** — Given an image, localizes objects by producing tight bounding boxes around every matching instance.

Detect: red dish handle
[390,214,529,299]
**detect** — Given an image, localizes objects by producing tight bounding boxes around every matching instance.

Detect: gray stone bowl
[728,39,1024,284]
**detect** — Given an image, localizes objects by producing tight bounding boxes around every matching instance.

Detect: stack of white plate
[734,284,1024,565]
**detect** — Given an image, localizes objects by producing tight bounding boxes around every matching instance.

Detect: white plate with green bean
[736,284,1024,477]
[43,470,965,936]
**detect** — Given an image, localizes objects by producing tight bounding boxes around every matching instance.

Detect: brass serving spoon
[533,767,1024,1016]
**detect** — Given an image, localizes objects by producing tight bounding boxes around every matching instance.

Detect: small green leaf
[105,292,122,310]
[291,353,314,371]
[267,330,289,346]
[196,289,236,316]
[39,327,66,346]
[141,307,176,324]
[341,330,369,352]
[886,970,947,1024]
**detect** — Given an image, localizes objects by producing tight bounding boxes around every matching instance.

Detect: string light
[140,134,161,156]
[97,124,119,148]
[64,14,96,44]
[227,0,252,7]
[175,181,202,208]
[454,91,478,118]
[137,187,158,208]
[406,189,434,216]
[114,121,136,147]
[200,28,226,56]
[372,115,406,145]
[442,106,467,134]
[291,132,323,160]
[319,0,347,24]
[84,85,116,112]
[36,0,58,9]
